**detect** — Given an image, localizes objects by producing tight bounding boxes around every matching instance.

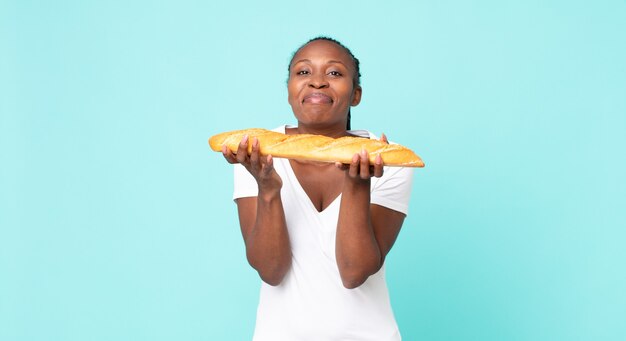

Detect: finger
[236,135,249,164]
[380,133,389,144]
[349,153,360,178]
[222,144,238,164]
[335,162,349,171]
[373,154,384,177]
[359,149,370,179]
[250,137,260,170]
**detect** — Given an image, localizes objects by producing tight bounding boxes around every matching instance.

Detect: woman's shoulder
[272,125,288,134]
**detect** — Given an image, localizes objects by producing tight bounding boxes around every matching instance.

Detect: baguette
[208,128,424,167]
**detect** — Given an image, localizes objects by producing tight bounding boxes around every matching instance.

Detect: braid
[288,36,361,130]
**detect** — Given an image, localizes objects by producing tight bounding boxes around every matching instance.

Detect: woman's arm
[335,149,406,289]
[236,194,291,286]
[223,137,292,286]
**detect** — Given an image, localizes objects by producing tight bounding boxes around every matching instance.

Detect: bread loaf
[209,128,424,167]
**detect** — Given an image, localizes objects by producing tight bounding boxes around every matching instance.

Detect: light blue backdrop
[1,1,625,340]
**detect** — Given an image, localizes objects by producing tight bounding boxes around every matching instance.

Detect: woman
[221,37,414,340]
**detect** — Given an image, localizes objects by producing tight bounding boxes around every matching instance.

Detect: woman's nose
[308,74,329,88]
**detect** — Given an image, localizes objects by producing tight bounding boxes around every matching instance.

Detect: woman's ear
[351,86,362,106]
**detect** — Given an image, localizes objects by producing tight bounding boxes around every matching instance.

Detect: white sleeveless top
[233,125,414,341]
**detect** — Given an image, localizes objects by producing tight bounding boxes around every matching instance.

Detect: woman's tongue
[304,93,332,104]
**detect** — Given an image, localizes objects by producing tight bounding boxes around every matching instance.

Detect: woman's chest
[288,160,345,213]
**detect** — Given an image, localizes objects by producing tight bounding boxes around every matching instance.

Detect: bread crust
[209,128,424,167]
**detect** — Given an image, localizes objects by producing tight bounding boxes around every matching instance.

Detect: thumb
[261,154,275,176]
[380,133,389,144]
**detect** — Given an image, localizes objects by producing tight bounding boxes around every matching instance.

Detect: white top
[233,125,414,341]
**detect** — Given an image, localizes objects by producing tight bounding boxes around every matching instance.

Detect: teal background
[1,0,625,340]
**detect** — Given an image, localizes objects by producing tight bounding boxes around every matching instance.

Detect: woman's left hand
[335,133,388,181]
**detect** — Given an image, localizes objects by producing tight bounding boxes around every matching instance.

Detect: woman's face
[287,40,361,130]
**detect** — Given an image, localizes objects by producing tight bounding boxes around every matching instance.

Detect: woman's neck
[288,123,349,138]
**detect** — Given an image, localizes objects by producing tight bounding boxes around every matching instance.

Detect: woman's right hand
[226,135,290,286]
[222,135,282,193]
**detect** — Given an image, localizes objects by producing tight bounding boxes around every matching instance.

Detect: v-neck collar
[284,159,341,214]
[277,124,372,214]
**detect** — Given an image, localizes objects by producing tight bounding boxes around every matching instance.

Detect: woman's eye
[328,71,342,77]
[296,70,309,75]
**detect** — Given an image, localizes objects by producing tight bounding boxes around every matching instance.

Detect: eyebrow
[292,59,348,67]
